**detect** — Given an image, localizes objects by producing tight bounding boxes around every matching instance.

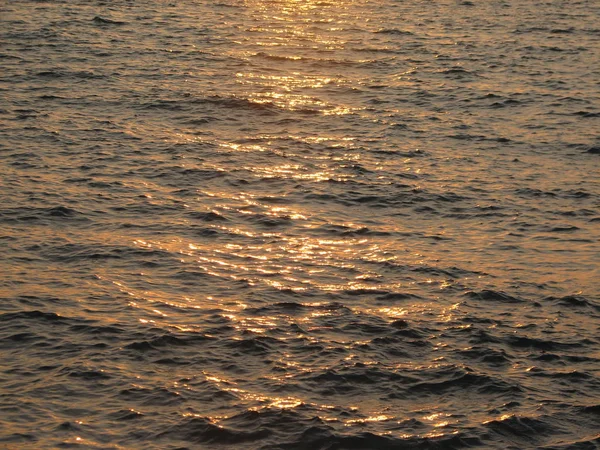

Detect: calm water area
[1,0,600,448]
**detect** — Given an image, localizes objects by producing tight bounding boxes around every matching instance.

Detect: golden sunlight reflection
[91,217,460,333]
[217,136,359,159]
[245,163,344,182]
[345,415,393,425]
[202,371,304,411]
[199,371,416,433]
[113,218,443,316]
[3,0,599,446]
[244,91,361,116]
[236,72,337,89]
[228,0,363,121]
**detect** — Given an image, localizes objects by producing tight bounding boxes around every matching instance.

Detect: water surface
[1,0,599,448]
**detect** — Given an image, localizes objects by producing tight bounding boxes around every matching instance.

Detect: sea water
[1,0,599,448]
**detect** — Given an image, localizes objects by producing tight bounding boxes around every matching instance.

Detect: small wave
[577,405,600,415]
[124,333,213,352]
[107,409,145,421]
[376,292,422,301]
[37,242,177,264]
[63,367,111,381]
[458,347,512,366]
[158,416,269,444]
[201,95,281,114]
[36,70,105,79]
[408,366,521,395]
[0,310,67,323]
[438,67,478,78]
[188,211,229,222]
[573,111,600,118]
[490,98,525,108]
[118,385,184,406]
[528,369,593,381]
[68,324,125,335]
[464,290,524,303]
[546,295,599,309]
[484,415,561,442]
[551,27,575,34]
[341,321,392,335]
[304,367,416,387]
[540,435,600,449]
[253,51,306,62]
[225,336,280,355]
[247,302,350,316]
[0,206,87,224]
[245,213,294,227]
[374,28,414,35]
[91,16,127,26]
[266,430,482,450]
[507,335,584,351]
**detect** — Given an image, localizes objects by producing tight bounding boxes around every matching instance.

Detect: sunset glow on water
[1,0,599,448]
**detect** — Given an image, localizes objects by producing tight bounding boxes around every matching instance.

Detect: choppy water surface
[1,0,600,448]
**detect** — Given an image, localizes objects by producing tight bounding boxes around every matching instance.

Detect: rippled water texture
[1,0,600,448]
